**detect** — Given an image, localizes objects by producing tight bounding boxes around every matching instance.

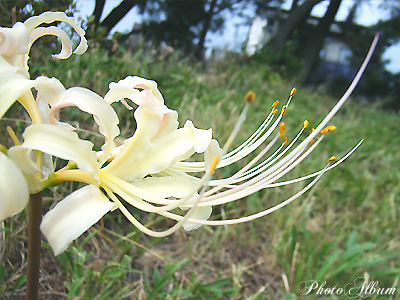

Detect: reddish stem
[26,192,42,300]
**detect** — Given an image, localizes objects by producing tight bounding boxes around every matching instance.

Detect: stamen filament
[7,126,21,146]
[163,161,331,226]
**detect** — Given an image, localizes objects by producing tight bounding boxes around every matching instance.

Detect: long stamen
[162,159,331,226]
[267,139,363,188]
[232,124,307,184]
[102,171,213,237]
[7,126,21,146]
[174,88,295,173]
[194,137,323,207]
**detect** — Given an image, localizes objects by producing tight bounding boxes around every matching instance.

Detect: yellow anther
[244,91,256,104]
[209,155,220,175]
[7,126,21,146]
[290,87,296,96]
[309,128,315,145]
[279,122,286,140]
[272,100,279,108]
[283,136,288,146]
[328,156,336,164]
[303,120,309,129]
[281,105,287,116]
[272,108,278,115]
[321,125,337,135]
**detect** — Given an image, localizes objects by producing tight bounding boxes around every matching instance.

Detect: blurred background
[1,1,400,299]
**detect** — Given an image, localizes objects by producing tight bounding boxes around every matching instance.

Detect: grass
[1,39,400,299]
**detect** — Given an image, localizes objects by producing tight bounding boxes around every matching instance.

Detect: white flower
[0,11,87,68]
[7,76,213,255]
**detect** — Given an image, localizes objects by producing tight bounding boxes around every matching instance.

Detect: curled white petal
[8,124,99,178]
[48,87,120,162]
[0,22,29,60]
[0,152,29,221]
[40,185,116,255]
[30,26,73,59]
[23,11,87,56]
[105,76,164,104]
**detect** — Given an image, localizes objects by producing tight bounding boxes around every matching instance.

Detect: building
[246,10,358,82]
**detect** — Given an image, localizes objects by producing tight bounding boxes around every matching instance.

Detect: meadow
[1,39,400,299]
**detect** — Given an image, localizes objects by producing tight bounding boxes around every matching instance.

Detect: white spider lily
[5,75,214,254]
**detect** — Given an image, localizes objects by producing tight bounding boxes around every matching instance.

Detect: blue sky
[75,0,400,73]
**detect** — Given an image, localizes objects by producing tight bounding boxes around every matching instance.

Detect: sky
[75,0,400,73]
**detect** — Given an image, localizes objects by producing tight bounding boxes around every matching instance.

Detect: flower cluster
[0,12,377,255]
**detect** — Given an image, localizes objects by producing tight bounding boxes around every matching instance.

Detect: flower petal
[24,11,87,57]
[40,185,116,255]
[0,57,64,119]
[30,26,72,59]
[204,139,223,174]
[48,87,120,162]
[0,152,29,221]
[105,76,164,104]
[0,22,29,61]
[132,175,197,198]
[110,117,199,181]
[184,120,212,153]
[8,124,99,177]
[182,206,212,231]
[151,110,179,141]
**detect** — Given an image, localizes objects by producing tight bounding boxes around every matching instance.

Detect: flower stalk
[26,191,42,300]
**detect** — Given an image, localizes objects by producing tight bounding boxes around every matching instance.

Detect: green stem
[26,192,43,300]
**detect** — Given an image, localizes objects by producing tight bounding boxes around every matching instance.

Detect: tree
[88,0,146,37]
[268,0,324,51]
[99,0,145,33]
[0,0,73,27]
[300,0,342,80]
[349,1,400,106]
[194,0,246,59]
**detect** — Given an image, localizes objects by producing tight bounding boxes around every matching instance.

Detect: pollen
[272,108,278,115]
[281,105,287,116]
[279,122,286,140]
[303,120,309,129]
[210,155,220,175]
[321,125,337,135]
[272,100,279,108]
[244,91,256,104]
[328,156,336,163]
[290,87,296,96]
[309,128,315,145]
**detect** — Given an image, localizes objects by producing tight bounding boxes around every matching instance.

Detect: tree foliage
[0,0,73,27]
